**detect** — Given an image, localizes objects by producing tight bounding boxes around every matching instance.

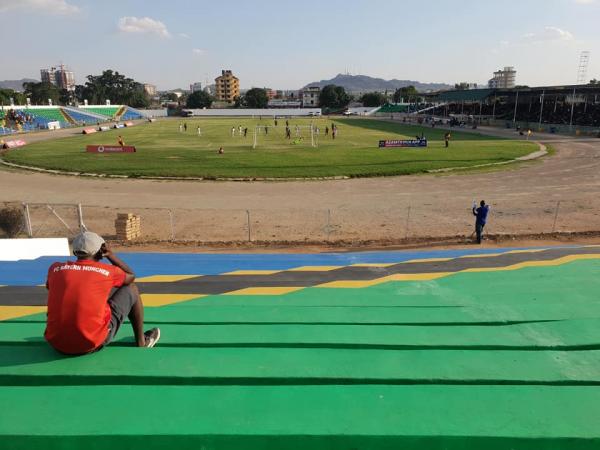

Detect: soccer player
[44,232,160,355]
[231,127,236,137]
[472,201,490,245]
[197,126,202,136]
[444,132,451,148]
[117,135,124,147]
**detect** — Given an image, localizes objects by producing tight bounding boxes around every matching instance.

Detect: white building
[143,83,157,96]
[488,67,516,89]
[301,86,320,107]
[40,64,75,91]
[190,82,203,93]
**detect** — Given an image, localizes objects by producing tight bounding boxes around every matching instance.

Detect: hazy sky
[1,0,599,90]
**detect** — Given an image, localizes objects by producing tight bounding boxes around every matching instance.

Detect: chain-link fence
[1,199,598,244]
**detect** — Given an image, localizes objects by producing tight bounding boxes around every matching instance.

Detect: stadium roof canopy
[432,89,495,102]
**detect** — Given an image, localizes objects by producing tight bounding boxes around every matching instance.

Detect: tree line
[0,70,151,108]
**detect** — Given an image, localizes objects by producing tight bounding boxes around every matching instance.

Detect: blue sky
[1,0,599,90]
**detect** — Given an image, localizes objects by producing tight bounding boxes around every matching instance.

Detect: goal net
[253,124,318,149]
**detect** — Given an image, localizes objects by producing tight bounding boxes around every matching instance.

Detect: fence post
[22,203,33,238]
[168,210,175,241]
[246,210,252,242]
[551,201,561,233]
[405,205,411,239]
[76,203,87,232]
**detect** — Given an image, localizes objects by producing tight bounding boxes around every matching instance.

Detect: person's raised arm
[102,243,135,285]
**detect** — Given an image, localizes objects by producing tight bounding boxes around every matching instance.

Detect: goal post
[253,124,317,149]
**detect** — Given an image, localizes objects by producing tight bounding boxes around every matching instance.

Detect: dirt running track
[1,126,600,242]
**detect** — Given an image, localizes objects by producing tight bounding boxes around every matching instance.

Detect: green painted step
[0,346,599,385]
[2,385,599,450]
[8,302,600,325]
[3,320,600,349]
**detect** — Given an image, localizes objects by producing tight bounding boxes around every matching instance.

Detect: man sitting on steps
[44,231,160,355]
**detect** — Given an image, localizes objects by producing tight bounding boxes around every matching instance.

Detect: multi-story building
[214,70,240,103]
[488,67,516,89]
[301,86,320,107]
[40,64,75,91]
[265,88,277,100]
[143,83,157,96]
[190,82,203,93]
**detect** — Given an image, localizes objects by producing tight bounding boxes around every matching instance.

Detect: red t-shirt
[44,260,126,354]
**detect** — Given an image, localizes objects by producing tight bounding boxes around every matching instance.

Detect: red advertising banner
[2,139,27,149]
[86,145,136,153]
[82,128,97,135]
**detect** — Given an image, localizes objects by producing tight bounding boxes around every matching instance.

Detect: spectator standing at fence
[472,200,490,245]
[444,132,451,148]
[44,232,160,355]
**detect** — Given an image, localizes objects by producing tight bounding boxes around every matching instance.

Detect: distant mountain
[0,78,38,92]
[302,74,452,93]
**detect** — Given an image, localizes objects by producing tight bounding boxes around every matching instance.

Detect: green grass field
[2,118,537,178]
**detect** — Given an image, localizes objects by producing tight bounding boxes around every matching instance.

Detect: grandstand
[79,106,120,120]
[0,105,144,133]
[418,84,600,134]
[378,104,411,114]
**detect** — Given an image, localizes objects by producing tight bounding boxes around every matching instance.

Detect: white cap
[72,231,105,256]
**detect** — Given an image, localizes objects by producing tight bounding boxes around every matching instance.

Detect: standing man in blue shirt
[472,200,490,244]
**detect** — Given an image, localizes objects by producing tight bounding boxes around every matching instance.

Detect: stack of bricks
[115,213,141,241]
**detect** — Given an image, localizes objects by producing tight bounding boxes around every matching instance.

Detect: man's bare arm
[102,243,135,284]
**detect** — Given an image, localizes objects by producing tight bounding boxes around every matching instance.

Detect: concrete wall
[185,108,322,117]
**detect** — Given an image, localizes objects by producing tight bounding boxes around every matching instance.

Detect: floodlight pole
[538,90,545,130]
[569,87,576,131]
[512,90,519,124]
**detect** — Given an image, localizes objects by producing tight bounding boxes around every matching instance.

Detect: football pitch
[3,118,537,179]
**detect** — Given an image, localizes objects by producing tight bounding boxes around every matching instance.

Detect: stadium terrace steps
[59,108,76,125]
[2,247,600,450]
[26,108,68,127]
[3,319,600,349]
[120,106,144,120]
[1,346,600,385]
[2,385,600,449]
[114,105,127,120]
[62,106,111,124]
[378,104,410,113]
[79,106,119,119]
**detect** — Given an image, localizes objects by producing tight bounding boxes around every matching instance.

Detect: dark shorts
[101,285,138,348]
